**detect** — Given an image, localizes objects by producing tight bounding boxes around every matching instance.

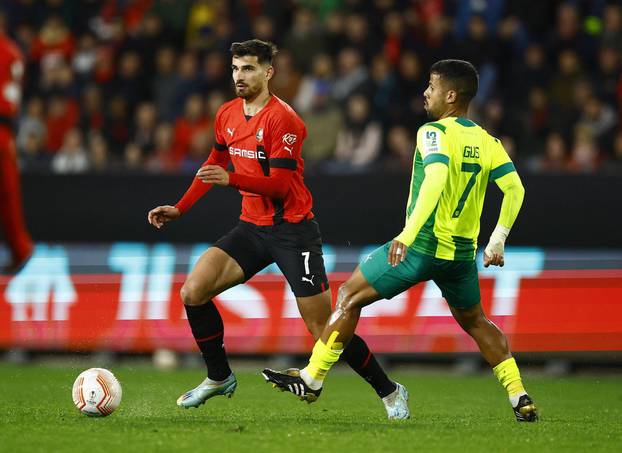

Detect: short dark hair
[430,59,479,105]
[230,39,278,65]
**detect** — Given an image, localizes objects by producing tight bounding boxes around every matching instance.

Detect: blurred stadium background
[0,0,621,450]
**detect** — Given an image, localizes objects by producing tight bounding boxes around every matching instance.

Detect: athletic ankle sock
[184,301,232,381]
[493,357,527,406]
[302,333,343,389]
[342,334,397,398]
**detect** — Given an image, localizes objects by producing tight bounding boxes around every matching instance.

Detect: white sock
[300,368,323,390]
[509,392,527,407]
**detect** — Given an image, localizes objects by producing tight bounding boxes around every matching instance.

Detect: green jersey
[404,116,516,261]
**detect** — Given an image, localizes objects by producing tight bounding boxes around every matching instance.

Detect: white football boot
[176,373,237,408]
[382,382,410,420]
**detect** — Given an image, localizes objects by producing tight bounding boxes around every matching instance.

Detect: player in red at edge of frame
[0,19,33,273]
[148,39,409,420]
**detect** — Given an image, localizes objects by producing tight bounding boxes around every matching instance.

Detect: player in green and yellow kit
[263,60,537,422]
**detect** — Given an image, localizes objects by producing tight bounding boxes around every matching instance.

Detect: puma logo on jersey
[284,146,293,155]
[301,275,315,286]
[227,127,235,137]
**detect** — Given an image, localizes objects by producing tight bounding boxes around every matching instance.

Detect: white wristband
[485,225,510,257]
[490,225,510,243]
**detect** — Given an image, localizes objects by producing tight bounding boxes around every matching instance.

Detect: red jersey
[0,34,24,120]
[176,95,314,226]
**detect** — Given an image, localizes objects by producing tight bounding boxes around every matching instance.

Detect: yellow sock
[493,357,526,401]
[304,332,343,382]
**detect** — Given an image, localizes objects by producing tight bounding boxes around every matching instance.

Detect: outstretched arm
[484,169,525,267]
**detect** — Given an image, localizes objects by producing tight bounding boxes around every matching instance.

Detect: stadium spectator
[45,95,79,153]
[169,51,201,120]
[332,47,368,103]
[104,95,130,155]
[18,130,49,172]
[343,13,378,63]
[152,46,178,121]
[88,132,110,172]
[524,86,550,154]
[180,129,211,173]
[381,10,408,67]
[369,54,396,124]
[593,46,620,108]
[293,53,334,115]
[284,8,325,73]
[457,15,498,106]
[72,32,98,84]
[17,97,46,154]
[577,95,617,152]
[547,3,596,66]
[323,11,346,57]
[601,3,622,52]
[291,54,340,168]
[200,50,230,95]
[251,15,277,46]
[123,142,143,170]
[150,0,190,47]
[107,50,148,112]
[0,0,621,174]
[51,128,89,173]
[185,0,225,51]
[509,43,550,106]
[331,94,382,172]
[146,122,176,173]
[383,125,414,172]
[567,125,601,173]
[132,102,158,154]
[30,16,75,68]
[79,84,104,135]
[126,13,166,77]
[391,51,427,131]
[270,49,302,104]
[172,93,210,164]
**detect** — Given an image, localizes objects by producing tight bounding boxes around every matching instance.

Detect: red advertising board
[2,269,621,353]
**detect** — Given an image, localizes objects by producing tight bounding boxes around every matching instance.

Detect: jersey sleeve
[267,112,304,171]
[174,108,231,214]
[416,123,450,167]
[213,106,228,152]
[488,137,516,183]
[487,136,524,229]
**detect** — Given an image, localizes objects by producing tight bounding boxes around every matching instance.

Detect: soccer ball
[72,368,122,417]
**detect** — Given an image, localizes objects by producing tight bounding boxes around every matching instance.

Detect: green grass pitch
[1,363,620,452]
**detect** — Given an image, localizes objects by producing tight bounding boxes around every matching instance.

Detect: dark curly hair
[230,39,278,65]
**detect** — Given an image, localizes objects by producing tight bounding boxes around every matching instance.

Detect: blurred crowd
[2,0,622,175]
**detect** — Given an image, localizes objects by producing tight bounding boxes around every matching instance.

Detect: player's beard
[235,82,260,100]
[424,101,439,120]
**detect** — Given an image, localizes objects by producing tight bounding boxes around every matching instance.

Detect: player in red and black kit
[148,40,409,419]
[0,26,33,273]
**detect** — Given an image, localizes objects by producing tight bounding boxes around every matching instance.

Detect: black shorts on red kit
[214,219,329,298]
